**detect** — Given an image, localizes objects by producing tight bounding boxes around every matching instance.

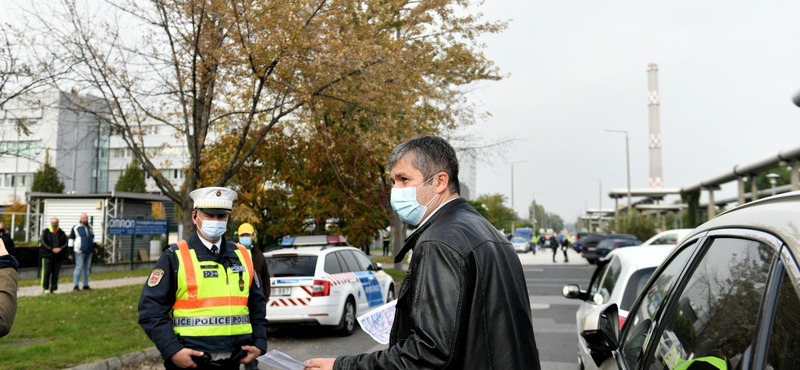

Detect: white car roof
[605,245,676,270]
[264,246,358,257]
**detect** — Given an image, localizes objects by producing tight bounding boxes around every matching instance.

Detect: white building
[0,91,106,204]
[456,148,477,200]
[0,91,189,207]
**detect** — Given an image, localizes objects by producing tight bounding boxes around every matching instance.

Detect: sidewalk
[18,276,146,297]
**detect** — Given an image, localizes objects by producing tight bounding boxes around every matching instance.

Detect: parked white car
[563,245,674,370]
[510,236,531,253]
[265,244,396,335]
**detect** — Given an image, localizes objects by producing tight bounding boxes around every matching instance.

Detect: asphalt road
[129,247,596,370]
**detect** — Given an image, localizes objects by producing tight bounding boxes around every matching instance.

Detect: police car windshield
[267,256,317,277]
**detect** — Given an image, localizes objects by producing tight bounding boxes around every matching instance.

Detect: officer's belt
[172,315,250,327]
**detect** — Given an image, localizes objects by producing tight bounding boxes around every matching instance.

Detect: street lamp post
[606,129,632,214]
[510,161,527,233]
[767,173,780,196]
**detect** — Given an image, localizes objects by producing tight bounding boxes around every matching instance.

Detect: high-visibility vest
[172,240,255,337]
[674,356,727,370]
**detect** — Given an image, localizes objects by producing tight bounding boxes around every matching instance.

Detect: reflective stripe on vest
[172,240,254,337]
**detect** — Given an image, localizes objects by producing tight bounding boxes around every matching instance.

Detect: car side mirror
[562,284,583,299]
[580,303,620,366]
[375,262,383,271]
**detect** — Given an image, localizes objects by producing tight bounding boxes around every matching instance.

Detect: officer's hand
[53,247,61,254]
[239,345,261,364]
[171,348,203,368]
[305,358,336,370]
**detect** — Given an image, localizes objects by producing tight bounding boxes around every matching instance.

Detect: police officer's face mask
[390,175,439,226]
[198,217,227,240]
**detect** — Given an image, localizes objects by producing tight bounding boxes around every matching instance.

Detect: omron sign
[108,218,167,235]
[108,218,137,235]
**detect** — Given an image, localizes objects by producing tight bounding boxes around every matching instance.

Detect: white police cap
[189,187,238,215]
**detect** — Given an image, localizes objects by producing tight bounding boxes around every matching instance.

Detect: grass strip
[0,285,153,370]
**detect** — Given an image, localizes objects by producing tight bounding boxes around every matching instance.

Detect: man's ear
[435,172,449,193]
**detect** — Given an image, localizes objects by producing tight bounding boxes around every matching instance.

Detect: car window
[338,250,361,272]
[620,241,699,368]
[654,234,677,245]
[589,262,611,298]
[267,256,318,277]
[352,250,377,271]
[646,238,776,370]
[765,264,800,369]
[620,267,657,311]
[324,253,344,274]
[598,258,622,304]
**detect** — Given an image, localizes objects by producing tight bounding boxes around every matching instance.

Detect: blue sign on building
[135,219,168,235]
[108,218,167,235]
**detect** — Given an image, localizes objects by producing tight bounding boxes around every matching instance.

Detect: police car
[264,236,396,336]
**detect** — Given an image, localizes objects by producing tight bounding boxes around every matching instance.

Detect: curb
[63,347,161,370]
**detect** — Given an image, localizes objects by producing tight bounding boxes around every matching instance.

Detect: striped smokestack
[647,64,663,188]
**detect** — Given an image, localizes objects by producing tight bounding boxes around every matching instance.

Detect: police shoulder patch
[148,268,165,287]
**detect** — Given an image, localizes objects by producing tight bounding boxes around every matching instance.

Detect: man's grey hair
[388,135,460,195]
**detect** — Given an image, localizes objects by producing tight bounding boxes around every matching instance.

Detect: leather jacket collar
[393,197,466,263]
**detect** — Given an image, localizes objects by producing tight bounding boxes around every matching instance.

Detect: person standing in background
[69,213,98,291]
[41,218,68,294]
[237,222,270,370]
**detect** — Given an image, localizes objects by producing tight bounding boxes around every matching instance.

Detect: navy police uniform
[138,233,267,368]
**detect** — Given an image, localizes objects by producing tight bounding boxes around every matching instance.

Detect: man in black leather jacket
[306,136,540,370]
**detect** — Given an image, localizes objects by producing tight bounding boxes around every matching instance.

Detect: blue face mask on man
[390,175,439,226]
[199,220,227,240]
[239,236,252,247]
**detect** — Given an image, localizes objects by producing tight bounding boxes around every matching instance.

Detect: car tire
[386,284,396,302]
[335,298,356,336]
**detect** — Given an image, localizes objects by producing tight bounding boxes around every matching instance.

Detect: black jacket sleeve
[40,230,52,251]
[138,248,184,360]
[334,241,465,369]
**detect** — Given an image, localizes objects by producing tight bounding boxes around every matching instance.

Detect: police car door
[336,250,371,314]
[350,250,384,309]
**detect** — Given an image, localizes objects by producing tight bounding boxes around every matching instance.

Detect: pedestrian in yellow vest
[138,187,267,369]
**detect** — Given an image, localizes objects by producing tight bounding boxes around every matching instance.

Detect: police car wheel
[335,298,356,336]
[386,284,396,302]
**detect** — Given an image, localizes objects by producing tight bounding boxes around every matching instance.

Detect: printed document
[257,350,307,370]
[357,299,397,344]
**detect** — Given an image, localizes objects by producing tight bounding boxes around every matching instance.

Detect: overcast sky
[464,0,800,224]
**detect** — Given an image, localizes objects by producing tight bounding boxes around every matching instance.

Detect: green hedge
[11,244,107,268]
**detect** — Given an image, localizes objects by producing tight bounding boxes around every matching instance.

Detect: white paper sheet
[356,299,397,345]
[256,350,308,370]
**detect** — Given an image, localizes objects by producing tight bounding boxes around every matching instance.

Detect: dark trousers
[552,247,568,262]
[42,257,63,291]
[383,241,390,256]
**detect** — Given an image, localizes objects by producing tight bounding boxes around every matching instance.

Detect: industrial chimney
[647,64,663,188]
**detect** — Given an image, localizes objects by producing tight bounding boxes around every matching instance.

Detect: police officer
[138,187,267,369]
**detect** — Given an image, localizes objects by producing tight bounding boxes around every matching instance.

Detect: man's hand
[239,345,262,364]
[0,239,7,256]
[170,348,203,368]
[53,248,61,254]
[305,358,336,370]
